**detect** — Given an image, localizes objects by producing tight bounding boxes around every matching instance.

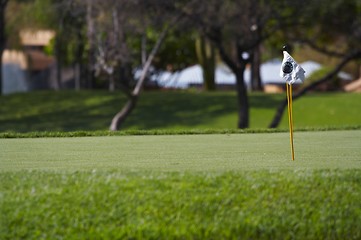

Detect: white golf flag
[280,51,305,85]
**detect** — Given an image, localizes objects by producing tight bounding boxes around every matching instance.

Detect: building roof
[20,30,55,46]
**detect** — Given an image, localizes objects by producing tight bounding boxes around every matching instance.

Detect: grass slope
[1,131,361,238]
[0,90,361,132]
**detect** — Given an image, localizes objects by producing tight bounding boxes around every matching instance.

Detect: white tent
[157,59,325,89]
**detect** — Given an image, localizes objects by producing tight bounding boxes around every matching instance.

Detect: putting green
[1,130,360,172]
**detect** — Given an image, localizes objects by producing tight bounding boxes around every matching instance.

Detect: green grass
[1,90,361,238]
[3,126,361,139]
[2,170,361,239]
[1,131,361,239]
[0,90,360,132]
[1,131,361,171]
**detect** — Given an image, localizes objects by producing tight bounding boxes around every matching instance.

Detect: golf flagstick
[286,83,295,161]
[280,45,305,161]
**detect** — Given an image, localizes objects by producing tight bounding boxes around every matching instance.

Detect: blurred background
[0,0,360,132]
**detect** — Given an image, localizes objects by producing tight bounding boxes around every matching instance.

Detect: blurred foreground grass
[1,170,360,239]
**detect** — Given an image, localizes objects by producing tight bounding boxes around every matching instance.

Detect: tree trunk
[235,67,249,128]
[109,16,177,131]
[250,46,263,91]
[0,0,8,95]
[141,33,147,66]
[74,63,80,91]
[109,74,115,92]
[269,50,361,128]
[119,64,132,89]
[196,35,216,91]
[54,35,62,90]
[86,0,95,89]
[212,40,250,129]
[75,29,84,91]
[110,96,137,131]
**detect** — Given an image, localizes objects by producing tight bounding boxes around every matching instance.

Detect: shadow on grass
[0,90,283,132]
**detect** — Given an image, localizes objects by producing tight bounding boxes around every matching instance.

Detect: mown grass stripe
[1,130,360,172]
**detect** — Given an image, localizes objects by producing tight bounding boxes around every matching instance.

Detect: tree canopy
[2,0,360,129]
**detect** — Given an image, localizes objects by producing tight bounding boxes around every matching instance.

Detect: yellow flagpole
[286,83,295,160]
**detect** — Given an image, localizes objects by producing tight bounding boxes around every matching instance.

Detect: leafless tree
[82,0,190,130]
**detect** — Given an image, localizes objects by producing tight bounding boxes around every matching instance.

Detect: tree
[182,0,307,128]
[0,0,9,95]
[86,0,132,92]
[109,1,191,130]
[249,45,262,91]
[52,0,87,90]
[80,0,191,130]
[269,50,361,128]
[269,0,361,128]
[109,25,173,130]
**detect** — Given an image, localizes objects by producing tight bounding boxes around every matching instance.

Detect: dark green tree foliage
[128,27,197,80]
[53,0,87,90]
[269,0,361,128]
[4,0,88,90]
[285,0,361,56]
[180,0,309,128]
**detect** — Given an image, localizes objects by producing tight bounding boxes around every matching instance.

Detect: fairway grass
[1,131,361,239]
[1,130,360,171]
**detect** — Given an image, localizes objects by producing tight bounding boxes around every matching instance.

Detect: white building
[1,30,56,95]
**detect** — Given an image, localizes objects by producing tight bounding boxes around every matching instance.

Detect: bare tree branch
[109,10,185,131]
[132,16,180,95]
[291,37,346,58]
[269,49,361,128]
